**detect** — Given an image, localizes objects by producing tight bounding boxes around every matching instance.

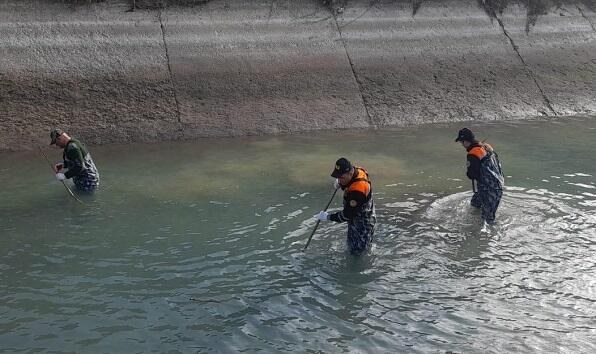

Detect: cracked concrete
[332,9,376,128]
[158,9,182,125]
[498,3,596,116]
[336,0,561,126]
[160,0,369,140]
[0,1,181,151]
[495,16,557,116]
[577,4,596,32]
[0,0,595,151]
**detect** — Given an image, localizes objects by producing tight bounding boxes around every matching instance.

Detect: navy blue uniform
[329,167,376,254]
[467,143,504,223]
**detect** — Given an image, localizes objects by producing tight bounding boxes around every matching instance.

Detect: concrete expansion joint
[332,13,377,129]
[576,6,596,33]
[158,10,182,127]
[496,18,558,116]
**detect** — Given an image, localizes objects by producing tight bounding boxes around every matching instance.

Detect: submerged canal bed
[1,117,595,352]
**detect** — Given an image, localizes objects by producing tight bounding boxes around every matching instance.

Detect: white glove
[314,211,329,221]
[332,178,340,189]
[56,173,66,181]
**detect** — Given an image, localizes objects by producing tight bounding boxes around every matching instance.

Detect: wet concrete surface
[0,0,594,151]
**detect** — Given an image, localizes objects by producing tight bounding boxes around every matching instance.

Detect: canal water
[1,117,595,353]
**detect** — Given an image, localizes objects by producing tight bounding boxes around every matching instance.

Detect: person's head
[331,157,355,185]
[455,128,476,149]
[49,129,70,148]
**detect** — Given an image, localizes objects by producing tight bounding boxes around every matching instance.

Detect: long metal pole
[303,187,339,251]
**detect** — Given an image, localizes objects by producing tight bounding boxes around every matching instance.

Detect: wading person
[50,129,100,193]
[314,157,376,255]
[455,128,504,224]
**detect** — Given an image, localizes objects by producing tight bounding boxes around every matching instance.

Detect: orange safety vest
[345,167,372,200]
[467,145,487,160]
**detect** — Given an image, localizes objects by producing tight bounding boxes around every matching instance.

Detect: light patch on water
[228,224,258,236]
[384,201,420,209]
[567,183,595,189]
[285,218,314,242]
[423,185,596,242]
[564,173,592,177]
[506,186,526,191]
[424,191,479,229]
[419,193,436,197]
[263,206,277,213]
[286,209,304,218]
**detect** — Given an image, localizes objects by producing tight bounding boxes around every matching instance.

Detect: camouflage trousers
[346,204,376,255]
[74,175,99,193]
[71,156,100,193]
[471,186,502,223]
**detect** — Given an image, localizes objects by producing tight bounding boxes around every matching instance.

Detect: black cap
[331,157,353,178]
[49,128,64,145]
[455,128,475,142]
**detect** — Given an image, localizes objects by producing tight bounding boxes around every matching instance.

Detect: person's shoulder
[65,140,84,155]
[347,181,370,196]
[482,143,495,152]
[467,145,486,158]
[66,140,81,150]
[346,189,369,205]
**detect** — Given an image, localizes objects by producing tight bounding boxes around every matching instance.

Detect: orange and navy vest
[345,167,372,203]
[467,144,488,161]
[468,143,504,188]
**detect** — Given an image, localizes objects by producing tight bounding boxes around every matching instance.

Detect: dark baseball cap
[49,129,64,145]
[331,157,353,178]
[455,128,475,142]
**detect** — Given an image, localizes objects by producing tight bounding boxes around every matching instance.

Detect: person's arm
[328,190,368,223]
[466,154,481,180]
[64,144,85,179]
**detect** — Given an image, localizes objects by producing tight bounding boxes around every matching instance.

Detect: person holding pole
[455,128,504,224]
[313,157,376,255]
[50,129,100,193]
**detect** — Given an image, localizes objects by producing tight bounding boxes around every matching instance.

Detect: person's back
[63,138,100,193]
[339,166,375,254]
[477,143,504,191]
[455,128,504,223]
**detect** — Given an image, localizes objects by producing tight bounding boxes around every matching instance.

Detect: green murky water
[1,117,595,353]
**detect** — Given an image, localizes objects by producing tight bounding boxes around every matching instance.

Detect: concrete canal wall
[1,0,595,151]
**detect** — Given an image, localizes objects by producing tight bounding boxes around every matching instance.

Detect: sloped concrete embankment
[0,0,595,151]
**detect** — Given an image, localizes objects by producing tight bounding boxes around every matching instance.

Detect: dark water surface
[1,117,595,353]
